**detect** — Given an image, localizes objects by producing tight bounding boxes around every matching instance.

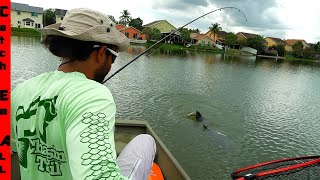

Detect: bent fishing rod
[103,7,247,84]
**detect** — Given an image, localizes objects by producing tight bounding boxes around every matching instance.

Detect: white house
[11,2,44,29]
[54,9,67,24]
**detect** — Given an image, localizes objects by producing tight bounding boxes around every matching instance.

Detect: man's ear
[97,46,107,64]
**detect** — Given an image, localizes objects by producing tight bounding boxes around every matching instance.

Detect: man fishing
[11,8,156,180]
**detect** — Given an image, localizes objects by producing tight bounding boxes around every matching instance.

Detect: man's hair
[42,35,116,61]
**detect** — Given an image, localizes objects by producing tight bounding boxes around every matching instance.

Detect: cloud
[151,0,209,10]
[209,0,287,30]
[153,0,285,29]
[149,0,287,33]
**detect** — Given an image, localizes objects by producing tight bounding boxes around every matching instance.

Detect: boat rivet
[106,28,110,32]
[110,23,113,27]
[100,20,103,24]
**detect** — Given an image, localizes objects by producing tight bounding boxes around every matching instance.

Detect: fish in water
[187,111,240,154]
[187,111,203,122]
[202,124,208,129]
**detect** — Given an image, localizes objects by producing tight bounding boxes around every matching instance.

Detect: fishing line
[103,7,247,83]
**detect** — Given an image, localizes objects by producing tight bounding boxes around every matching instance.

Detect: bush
[269,44,285,56]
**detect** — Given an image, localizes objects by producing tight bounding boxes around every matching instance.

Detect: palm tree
[208,23,222,43]
[119,10,132,26]
[108,15,117,24]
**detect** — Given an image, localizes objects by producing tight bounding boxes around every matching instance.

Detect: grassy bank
[225,49,241,55]
[144,42,318,63]
[146,41,223,53]
[284,54,317,62]
[11,27,41,37]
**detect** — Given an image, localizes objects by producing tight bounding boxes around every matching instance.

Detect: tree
[303,47,316,59]
[314,41,320,52]
[208,23,222,42]
[238,39,248,48]
[119,10,132,26]
[190,28,200,34]
[269,44,285,56]
[108,15,117,24]
[246,35,265,54]
[142,27,161,41]
[129,17,143,31]
[224,33,238,47]
[180,28,191,46]
[292,41,303,58]
[43,9,56,26]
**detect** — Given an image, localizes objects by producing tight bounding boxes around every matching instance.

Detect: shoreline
[11,27,41,37]
[11,34,319,63]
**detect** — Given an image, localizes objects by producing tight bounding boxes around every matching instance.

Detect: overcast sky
[12,0,320,43]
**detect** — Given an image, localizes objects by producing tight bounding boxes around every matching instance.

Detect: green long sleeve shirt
[11,70,127,180]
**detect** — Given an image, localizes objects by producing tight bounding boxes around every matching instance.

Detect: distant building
[236,32,260,40]
[285,39,309,52]
[11,2,43,28]
[142,20,176,33]
[264,37,286,47]
[216,31,228,42]
[116,24,146,40]
[192,34,215,46]
[190,33,199,39]
[236,32,268,47]
[54,9,67,24]
[205,30,228,45]
[142,20,184,44]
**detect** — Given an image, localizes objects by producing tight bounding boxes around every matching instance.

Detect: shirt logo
[15,95,67,176]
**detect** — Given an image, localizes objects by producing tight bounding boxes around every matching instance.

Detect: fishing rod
[146,35,176,58]
[103,7,247,83]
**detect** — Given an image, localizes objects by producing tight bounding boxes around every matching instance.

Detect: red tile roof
[285,39,307,46]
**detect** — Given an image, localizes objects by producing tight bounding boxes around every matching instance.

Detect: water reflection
[12,35,42,45]
[127,45,146,55]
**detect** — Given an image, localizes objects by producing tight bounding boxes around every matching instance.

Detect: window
[31,12,38,17]
[17,11,21,15]
[31,22,34,26]
[61,17,64,20]
[125,32,129,38]
[18,21,21,24]
[133,33,138,39]
[26,22,30,26]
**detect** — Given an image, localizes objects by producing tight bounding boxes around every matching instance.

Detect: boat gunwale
[115,120,191,180]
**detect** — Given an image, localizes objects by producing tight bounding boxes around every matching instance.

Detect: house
[142,20,176,33]
[192,34,215,46]
[54,9,67,24]
[116,24,146,43]
[116,24,126,30]
[143,20,184,44]
[190,33,199,38]
[264,37,286,47]
[236,32,260,40]
[11,2,43,29]
[216,31,228,42]
[285,39,309,52]
[205,30,227,45]
[189,33,199,45]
